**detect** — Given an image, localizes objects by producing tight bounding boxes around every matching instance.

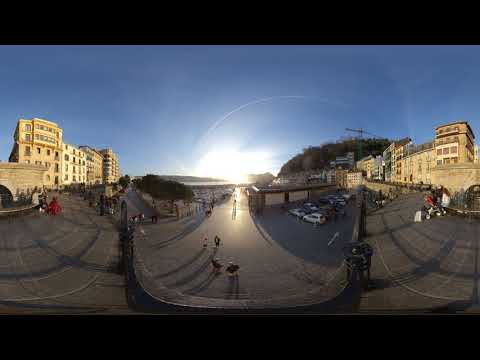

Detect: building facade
[8,118,63,189]
[346,171,363,189]
[335,168,348,188]
[383,142,395,182]
[434,121,475,166]
[331,152,355,169]
[372,155,384,180]
[79,145,104,185]
[475,145,479,164]
[393,137,412,183]
[400,142,435,184]
[99,148,120,184]
[62,143,87,186]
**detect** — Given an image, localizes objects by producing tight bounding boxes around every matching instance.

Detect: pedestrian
[214,235,221,248]
[226,262,240,277]
[211,258,223,273]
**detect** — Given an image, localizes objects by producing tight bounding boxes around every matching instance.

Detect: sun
[195,150,272,183]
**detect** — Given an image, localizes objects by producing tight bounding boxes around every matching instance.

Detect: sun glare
[195,150,272,183]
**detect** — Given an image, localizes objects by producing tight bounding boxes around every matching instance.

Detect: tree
[119,175,131,189]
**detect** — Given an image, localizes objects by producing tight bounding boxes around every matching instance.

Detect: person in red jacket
[46,197,62,216]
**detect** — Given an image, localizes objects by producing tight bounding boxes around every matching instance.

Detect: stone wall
[0,163,46,199]
[431,164,480,193]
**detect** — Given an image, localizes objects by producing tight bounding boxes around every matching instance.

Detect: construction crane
[345,128,385,163]
[345,128,383,139]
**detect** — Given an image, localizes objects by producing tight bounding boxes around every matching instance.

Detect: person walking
[203,236,208,248]
[214,235,221,248]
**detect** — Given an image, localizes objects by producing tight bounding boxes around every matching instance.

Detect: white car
[303,203,319,211]
[303,212,327,225]
[289,208,307,218]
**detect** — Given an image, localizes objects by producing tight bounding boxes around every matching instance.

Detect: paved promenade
[0,192,129,314]
[124,188,358,310]
[361,192,480,312]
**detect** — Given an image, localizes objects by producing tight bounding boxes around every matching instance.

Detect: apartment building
[79,145,104,185]
[383,142,395,182]
[346,171,363,189]
[99,148,120,184]
[393,137,412,182]
[434,121,475,165]
[335,168,348,188]
[401,141,435,184]
[8,118,63,189]
[62,143,87,186]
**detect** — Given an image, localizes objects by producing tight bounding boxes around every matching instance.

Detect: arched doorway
[0,185,14,208]
[466,185,480,211]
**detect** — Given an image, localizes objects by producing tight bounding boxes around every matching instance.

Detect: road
[0,192,129,314]
[124,188,358,309]
[361,192,480,312]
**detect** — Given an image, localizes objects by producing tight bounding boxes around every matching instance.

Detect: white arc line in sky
[195,95,349,152]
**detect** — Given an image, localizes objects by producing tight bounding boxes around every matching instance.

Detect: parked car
[302,212,327,225]
[303,202,319,212]
[289,208,307,218]
[317,198,331,205]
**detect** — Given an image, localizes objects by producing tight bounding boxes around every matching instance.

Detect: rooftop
[435,120,475,139]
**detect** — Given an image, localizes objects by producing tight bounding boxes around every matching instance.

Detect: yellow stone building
[393,138,412,183]
[346,171,363,189]
[434,121,475,165]
[79,145,104,185]
[8,118,63,189]
[99,148,120,184]
[399,142,435,184]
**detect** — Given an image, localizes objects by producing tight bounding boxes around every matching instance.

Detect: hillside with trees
[247,173,275,185]
[133,174,194,201]
[278,138,392,175]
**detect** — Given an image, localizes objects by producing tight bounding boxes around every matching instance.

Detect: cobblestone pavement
[0,192,130,314]
[361,192,480,312]
[124,189,358,309]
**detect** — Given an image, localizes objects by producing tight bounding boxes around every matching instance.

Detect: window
[46,175,50,182]
[443,148,449,155]
[65,164,68,171]
[73,149,76,155]
[454,136,459,141]
[24,146,31,156]
[73,176,76,182]
[35,161,42,165]
[55,152,59,157]
[73,166,76,173]
[436,149,442,155]
[25,124,31,131]
[452,157,458,164]
[65,174,68,181]
[25,134,31,141]
[47,149,51,156]
[451,146,457,154]
[73,157,76,163]
[444,158,450,165]
[65,154,69,161]
[37,147,41,154]
[55,164,59,172]
[437,160,442,165]
[45,162,50,168]
[455,126,459,131]
[25,160,30,164]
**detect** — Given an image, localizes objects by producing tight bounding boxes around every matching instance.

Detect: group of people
[33,190,62,216]
[425,186,451,209]
[202,235,239,276]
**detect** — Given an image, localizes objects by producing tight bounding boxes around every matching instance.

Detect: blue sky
[1,45,480,178]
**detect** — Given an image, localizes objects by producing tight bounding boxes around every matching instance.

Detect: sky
[1,45,480,181]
